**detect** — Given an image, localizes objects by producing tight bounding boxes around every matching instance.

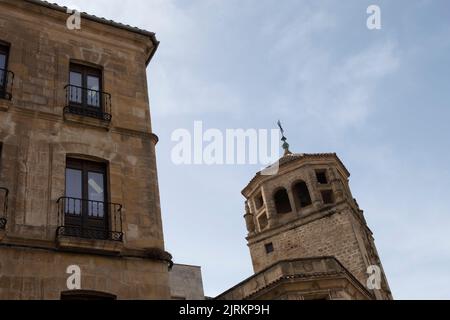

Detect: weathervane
[277,120,292,155]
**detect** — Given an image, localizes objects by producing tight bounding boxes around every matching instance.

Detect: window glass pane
[70,71,82,86]
[69,72,82,103]
[65,168,82,215]
[88,172,105,218]
[87,75,100,107]
[87,75,99,90]
[0,54,5,69]
[0,54,6,87]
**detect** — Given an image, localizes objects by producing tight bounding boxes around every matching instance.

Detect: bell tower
[242,130,393,300]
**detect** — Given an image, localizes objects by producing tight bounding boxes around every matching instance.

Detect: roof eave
[24,0,160,64]
[242,153,351,197]
[146,37,160,66]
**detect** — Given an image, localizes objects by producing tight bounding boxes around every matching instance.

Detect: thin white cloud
[54,0,239,116]
[270,39,400,129]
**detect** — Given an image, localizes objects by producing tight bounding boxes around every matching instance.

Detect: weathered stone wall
[0,0,170,299]
[0,113,163,249]
[0,246,169,300]
[0,0,154,133]
[248,209,367,284]
[243,156,392,300]
[169,264,205,300]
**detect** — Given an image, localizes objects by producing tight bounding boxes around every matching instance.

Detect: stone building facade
[0,0,393,301]
[0,0,172,299]
[169,264,205,300]
[218,152,393,300]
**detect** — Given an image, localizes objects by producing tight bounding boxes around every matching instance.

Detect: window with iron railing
[57,158,122,241]
[64,63,111,121]
[0,43,14,101]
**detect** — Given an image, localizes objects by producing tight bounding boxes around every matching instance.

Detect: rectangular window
[0,44,10,98]
[316,170,328,184]
[68,63,103,109]
[258,213,268,231]
[0,142,7,229]
[64,158,108,237]
[254,193,264,210]
[321,190,335,205]
[265,243,274,254]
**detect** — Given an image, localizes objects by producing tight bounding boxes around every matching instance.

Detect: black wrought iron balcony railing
[0,68,15,101]
[64,85,112,121]
[56,197,123,242]
[0,187,8,230]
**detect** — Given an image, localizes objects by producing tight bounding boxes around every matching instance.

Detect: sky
[55,0,450,299]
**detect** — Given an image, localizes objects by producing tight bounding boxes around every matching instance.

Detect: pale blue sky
[56,0,450,299]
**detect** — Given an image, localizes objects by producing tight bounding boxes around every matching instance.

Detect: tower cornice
[242,153,350,197]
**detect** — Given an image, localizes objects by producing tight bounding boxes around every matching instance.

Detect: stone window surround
[253,192,264,211]
[0,49,117,129]
[315,169,329,185]
[53,147,124,251]
[264,242,274,254]
[257,211,268,232]
[57,154,124,254]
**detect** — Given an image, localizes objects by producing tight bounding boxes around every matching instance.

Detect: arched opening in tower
[274,189,292,214]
